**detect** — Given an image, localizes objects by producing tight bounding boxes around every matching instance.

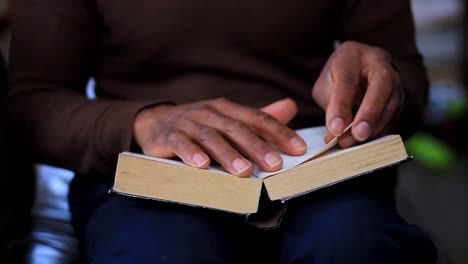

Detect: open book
[111,126,410,215]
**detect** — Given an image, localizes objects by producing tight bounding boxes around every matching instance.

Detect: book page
[122,152,232,175]
[124,125,349,179]
[252,126,331,179]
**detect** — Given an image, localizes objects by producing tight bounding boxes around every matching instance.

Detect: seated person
[7,0,437,263]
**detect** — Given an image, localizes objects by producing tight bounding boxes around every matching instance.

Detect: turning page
[252,124,352,179]
[252,126,327,179]
[122,125,351,180]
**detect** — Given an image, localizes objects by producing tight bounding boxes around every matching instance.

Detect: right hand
[312,41,403,148]
[133,98,307,177]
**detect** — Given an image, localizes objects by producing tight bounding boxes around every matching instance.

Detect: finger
[165,130,211,169]
[184,108,284,172]
[193,125,253,177]
[312,67,333,111]
[352,65,396,141]
[326,52,362,137]
[338,131,358,148]
[174,116,253,177]
[211,98,307,156]
[142,129,211,169]
[260,98,298,125]
[325,124,358,148]
[324,131,334,144]
[369,86,402,138]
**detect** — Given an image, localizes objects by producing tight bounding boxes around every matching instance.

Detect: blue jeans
[69,168,437,264]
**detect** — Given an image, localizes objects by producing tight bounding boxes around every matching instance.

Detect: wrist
[133,104,175,149]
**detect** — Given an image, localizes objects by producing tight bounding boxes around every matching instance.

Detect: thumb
[260,98,298,124]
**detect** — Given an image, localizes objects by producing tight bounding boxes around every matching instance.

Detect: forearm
[7,0,157,176]
[6,85,161,175]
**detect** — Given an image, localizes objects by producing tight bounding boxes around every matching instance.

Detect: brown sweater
[7,0,427,177]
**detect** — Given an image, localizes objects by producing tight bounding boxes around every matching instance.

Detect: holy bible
[111,126,410,215]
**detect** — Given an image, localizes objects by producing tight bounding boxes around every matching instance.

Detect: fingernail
[233,158,251,174]
[291,137,307,151]
[355,122,371,141]
[193,153,208,167]
[330,117,344,136]
[339,135,356,148]
[264,152,282,168]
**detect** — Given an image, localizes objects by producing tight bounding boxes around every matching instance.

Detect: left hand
[312,41,404,147]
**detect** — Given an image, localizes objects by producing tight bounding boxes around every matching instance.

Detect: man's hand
[312,41,404,147]
[133,98,307,177]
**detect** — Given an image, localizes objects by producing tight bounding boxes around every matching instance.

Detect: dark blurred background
[396,1,468,264]
[0,0,467,263]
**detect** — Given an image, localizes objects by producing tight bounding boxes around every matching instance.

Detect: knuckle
[249,140,269,156]
[334,46,359,61]
[363,105,379,115]
[336,41,364,59]
[198,126,218,143]
[161,129,172,144]
[379,67,393,79]
[269,123,294,141]
[212,97,230,107]
[372,67,397,87]
[188,120,203,133]
[190,105,218,122]
[255,111,275,124]
[167,130,184,147]
[332,70,359,89]
[279,128,296,140]
[174,111,191,123]
[339,41,359,51]
[370,46,390,60]
[360,105,380,121]
[146,130,178,157]
[172,116,190,130]
[334,98,353,111]
[253,112,278,133]
[223,119,244,134]
[197,104,217,115]
[219,149,237,161]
